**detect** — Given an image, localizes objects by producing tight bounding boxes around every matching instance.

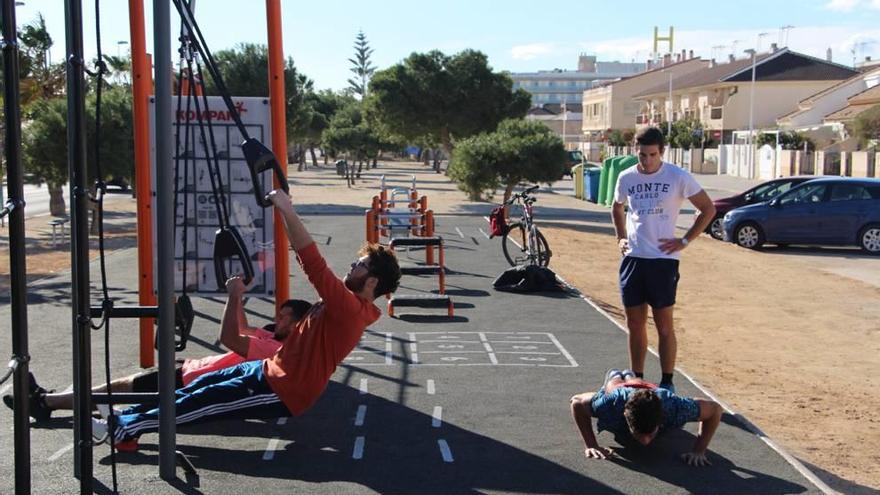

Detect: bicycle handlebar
[504,185,540,205]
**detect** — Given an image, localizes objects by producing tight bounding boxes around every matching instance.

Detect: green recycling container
[604,155,638,206]
[596,157,615,205]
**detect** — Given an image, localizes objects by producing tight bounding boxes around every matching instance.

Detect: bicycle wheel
[533,227,551,267]
[501,222,528,266]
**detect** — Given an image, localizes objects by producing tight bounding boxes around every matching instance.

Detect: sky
[12,0,880,92]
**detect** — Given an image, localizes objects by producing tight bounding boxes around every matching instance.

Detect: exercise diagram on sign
[344,331,578,367]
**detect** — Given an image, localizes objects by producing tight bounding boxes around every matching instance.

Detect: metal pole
[266,0,289,312]
[63,0,93,489]
[153,0,176,479]
[128,0,157,368]
[748,51,756,178]
[667,71,673,135]
[1,1,32,491]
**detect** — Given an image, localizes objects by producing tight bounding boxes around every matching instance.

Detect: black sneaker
[2,372,53,421]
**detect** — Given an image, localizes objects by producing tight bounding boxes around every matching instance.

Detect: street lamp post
[666,71,673,136]
[561,101,567,150]
[744,48,757,178]
[117,40,129,58]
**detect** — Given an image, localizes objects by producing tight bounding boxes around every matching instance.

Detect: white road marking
[263,438,281,460]
[427,379,435,395]
[455,227,464,238]
[352,436,365,459]
[547,333,579,367]
[438,439,454,462]
[478,333,499,365]
[354,405,367,426]
[359,378,368,395]
[276,417,287,425]
[48,443,74,462]
[478,228,490,239]
[0,384,10,396]
[385,333,393,365]
[408,332,419,364]
[432,406,443,427]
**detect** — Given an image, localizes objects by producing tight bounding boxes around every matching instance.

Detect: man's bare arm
[268,190,314,251]
[611,202,629,256]
[682,399,723,466]
[570,392,613,459]
[219,277,250,357]
[683,190,716,242]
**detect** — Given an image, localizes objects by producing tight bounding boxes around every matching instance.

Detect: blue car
[722,177,880,254]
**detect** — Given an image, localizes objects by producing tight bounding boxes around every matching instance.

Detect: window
[748,181,799,202]
[830,184,871,202]
[778,184,827,205]
[710,107,723,119]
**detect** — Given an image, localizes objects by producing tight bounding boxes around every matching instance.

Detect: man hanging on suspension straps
[92,189,401,450]
[5,283,311,421]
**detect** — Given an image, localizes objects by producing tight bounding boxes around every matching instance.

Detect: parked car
[722,177,880,254]
[563,150,583,178]
[706,176,814,240]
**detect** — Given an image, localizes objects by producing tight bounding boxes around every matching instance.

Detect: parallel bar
[92,392,159,405]
[2,1,32,491]
[63,0,93,488]
[89,305,158,319]
[153,0,176,479]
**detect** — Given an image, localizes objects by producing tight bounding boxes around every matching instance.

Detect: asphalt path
[0,209,823,494]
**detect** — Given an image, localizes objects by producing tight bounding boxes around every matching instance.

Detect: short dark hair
[359,243,401,298]
[280,299,312,320]
[636,127,665,149]
[623,389,664,435]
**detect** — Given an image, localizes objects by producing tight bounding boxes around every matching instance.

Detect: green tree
[853,104,880,148]
[206,43,312,155]
[668,117,704,150]
[22,87,134,216]
[321,98,380,185]
[16,13,66,106]
[347,30,375,100]
[366,49,531,172]
[448,119,566,201]
[606,128,634,147]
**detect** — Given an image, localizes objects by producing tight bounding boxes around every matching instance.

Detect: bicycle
[500,185,551,267]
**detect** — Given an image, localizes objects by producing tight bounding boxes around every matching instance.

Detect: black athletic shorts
[619,256,680,309]
[131,365,185,393]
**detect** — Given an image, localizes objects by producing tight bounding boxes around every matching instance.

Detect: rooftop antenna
[778,25,794,47]
[730,39,743,59]
[653,26,674,59]
[711,44,727,61]
[851,40,877,67]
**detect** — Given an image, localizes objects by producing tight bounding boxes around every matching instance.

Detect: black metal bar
[63,0,92,490]
[92,392,160,406]
[1,1,32,492]
[89,305,159,319]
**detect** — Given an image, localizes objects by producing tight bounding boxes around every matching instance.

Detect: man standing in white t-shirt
[611,127,715,391]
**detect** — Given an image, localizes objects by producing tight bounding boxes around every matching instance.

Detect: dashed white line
[359,378,368,395]
[276,417,287,426]
[352,436,365,459]
[478,228,490,239]
[409,332,419,364]
[48,443,74,462]
[427,379,435,395]
[354,405,367,426]
[547,333,579,367]
[438,439,454,462]
[478,332,499,365]
[455,227,464,238]
[385,332,393,365]
[263,438,281,460]
[432,406,443,427]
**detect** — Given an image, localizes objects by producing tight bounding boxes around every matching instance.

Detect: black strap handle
[242,137,288,207]
[213,226,255,291]
[151,295,195,352]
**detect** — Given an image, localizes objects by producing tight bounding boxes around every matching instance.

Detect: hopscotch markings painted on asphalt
[352,436,365,460]
[48,443,74,462]
[438,439,454,462]
[547,332,579,367]
[432,406,443,428]
[263,438,281,461]
[359,378,368,395]
[478,332,499,365]
[427,379,435,395]
[354,405,367,426]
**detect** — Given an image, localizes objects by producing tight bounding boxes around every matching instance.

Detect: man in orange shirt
[7,284,310,421]
[93,189,401,449]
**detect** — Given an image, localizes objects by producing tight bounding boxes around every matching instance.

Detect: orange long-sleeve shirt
[264,242,380,415]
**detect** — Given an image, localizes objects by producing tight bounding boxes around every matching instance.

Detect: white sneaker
[91,418,109,445]
[96,404,121,420]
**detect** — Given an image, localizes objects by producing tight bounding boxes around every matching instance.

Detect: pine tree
[347,30,375,99]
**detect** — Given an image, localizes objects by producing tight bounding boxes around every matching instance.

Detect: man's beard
[345,273,367,293]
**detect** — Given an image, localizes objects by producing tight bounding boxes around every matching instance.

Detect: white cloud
[510,43,556,61]
[870,0,880,9]
[579,26,880,67]
[825,0,860,11]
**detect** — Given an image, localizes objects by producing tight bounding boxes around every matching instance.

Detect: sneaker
[4,373,54,421]
[92,418,109,445]
[96,404,122,420]
[658,382,676,394]
[604,368,624,383]
[114,438,139,452]
[621,369,637,381]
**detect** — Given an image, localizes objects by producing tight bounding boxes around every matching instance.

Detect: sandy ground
[2,161,877,493]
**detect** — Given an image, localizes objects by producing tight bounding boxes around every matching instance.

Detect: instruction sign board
[150,96,276,296]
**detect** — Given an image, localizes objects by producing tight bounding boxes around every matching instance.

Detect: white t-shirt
[613,162,702,260]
